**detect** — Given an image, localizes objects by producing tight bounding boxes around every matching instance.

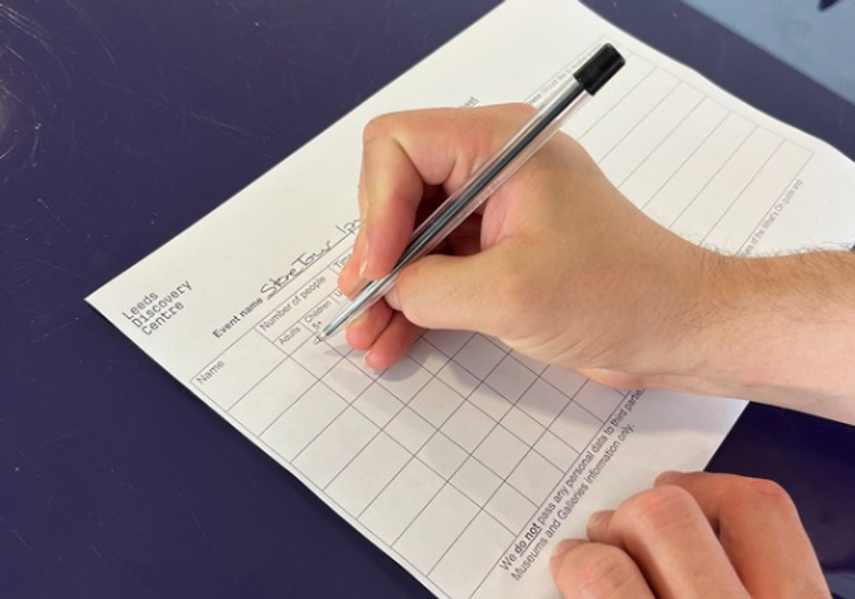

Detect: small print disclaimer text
[498,390,642,583]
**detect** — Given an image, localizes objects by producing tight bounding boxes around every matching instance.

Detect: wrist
[653,247,737,382]
[678,253,760,388]
[666,250,855,423]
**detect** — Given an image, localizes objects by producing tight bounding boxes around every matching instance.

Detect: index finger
[349,105,533,281]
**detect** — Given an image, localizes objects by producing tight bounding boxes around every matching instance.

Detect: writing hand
[337,105,855,425]
[337,105,707,377]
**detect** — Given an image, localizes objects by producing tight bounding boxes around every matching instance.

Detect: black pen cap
[574,44,626,95]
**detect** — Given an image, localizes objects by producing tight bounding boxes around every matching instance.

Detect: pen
[319,43,625,341]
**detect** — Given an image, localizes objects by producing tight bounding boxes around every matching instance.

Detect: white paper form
[87,2,855,599]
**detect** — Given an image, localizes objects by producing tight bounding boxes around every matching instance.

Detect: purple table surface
[1,1,853,598]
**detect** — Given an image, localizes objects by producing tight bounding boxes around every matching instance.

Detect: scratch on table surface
[16,449,45,479]
[37,428,85,446]
[20,254,88,281]
[66,358,144,366]
[0,4,72,85]
[26,122,42,166]
[125,0,157,37]
[189,111,275,160]
[282,19,312,46]
[78,145,108,172]
[180,493,247,593]
[346,40,363,66]
[35,197,71,232]
[777,409,814,445]
[282,70,304,114]
[0,120,34,163]
[110,469,136,494]
[94,78,188,139]
[189,110,257,138]
[90,504,108,529]
[4,276,33,294]
[105,553,161,599]
[62,0,118,70]
[9,528,39,557]
[29,314,83,344]
[96,77,172,112]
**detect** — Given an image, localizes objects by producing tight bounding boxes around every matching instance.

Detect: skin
[550,471,830,599]
[336,104,853,597]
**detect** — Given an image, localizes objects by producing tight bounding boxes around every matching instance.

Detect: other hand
[550,471,829,599]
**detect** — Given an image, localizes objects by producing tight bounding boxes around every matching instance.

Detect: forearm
[681,249,855,424]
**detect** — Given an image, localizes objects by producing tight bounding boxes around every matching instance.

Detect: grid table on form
[560,44,813,254]
[190,248,627,599]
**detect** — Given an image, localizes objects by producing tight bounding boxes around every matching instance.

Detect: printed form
[87,2,855,599]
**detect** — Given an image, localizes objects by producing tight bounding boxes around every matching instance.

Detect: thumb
[385,249,513,335]
[550,539,657,599]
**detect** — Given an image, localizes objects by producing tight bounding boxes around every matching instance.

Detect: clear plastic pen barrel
[319,79,589,340]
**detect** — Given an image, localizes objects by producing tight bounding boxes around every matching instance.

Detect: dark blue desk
[2,1,853,597]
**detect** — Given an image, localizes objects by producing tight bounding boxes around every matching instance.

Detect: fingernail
[384,286,400,311]
[587,510,612,537]
[656,470,682,486]
[359,239,369,278]
[348,310,370,330]
[362,350,379,372]
[551,539,584,563]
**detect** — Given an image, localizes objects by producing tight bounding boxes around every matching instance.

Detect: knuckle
[503,102,536,122]
[744,477,789,499]
[567,544,640,599]
[621,485,698,531]
[395,263,424,320]
[362,114,392,143]
[740,478,798,513]
[797,581,834,599]
[798,583,833,599]
[470,104,533,143]
[395,264,417,301]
